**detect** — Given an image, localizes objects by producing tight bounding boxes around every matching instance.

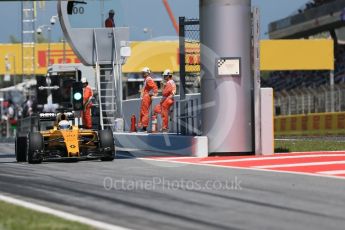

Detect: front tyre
[27,132,43,164]
[99,129,115,161]
[15,136,27,162]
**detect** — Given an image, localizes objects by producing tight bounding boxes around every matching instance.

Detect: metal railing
[275,84,345,115]
[179,17,200,135]
[174,97,201,136]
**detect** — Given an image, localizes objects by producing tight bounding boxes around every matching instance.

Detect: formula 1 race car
[15,112,115,164]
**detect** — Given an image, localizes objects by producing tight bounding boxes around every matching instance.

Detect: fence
[275,84,345,115]
[174,97,201,136]
[179,17,200,135]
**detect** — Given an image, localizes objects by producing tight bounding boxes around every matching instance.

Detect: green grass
[275,140,345,153]
[0,200,94,230]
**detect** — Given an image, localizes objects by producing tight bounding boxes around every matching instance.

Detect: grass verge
[0,200,94,230]
[275,139,345,153]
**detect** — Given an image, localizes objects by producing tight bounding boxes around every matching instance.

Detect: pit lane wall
[275,112,345,136]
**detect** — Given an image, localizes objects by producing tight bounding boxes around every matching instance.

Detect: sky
[0,0,308,43]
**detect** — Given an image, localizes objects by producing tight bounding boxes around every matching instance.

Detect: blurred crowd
[0,97,37,137]
[299,0,336,13]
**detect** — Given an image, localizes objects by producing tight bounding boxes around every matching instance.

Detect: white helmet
[81,77,88,83]
[141,67,151,74]
[162,69,173,77]
[58,120,71,130]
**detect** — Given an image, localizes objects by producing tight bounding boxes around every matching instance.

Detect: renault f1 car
[15,112,115,164]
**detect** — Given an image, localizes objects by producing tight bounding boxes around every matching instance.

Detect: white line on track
[254,160,345,169]
[140,158,345,180]
[201,153,345,164]
[153,156,205,160]
[317,170,345,175]
[0,194,132,230]
[289,150,345,154]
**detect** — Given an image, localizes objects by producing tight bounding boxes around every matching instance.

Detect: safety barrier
[275,112,345,136]
[174,97,201,136]
[122,94,201,134]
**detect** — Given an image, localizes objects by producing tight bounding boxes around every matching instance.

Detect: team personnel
[105,9,116,28]
[154,69,176,132]
[81,78,93,129]
[139,67,158,132]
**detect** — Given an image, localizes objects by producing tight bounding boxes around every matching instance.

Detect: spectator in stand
[299,0,336,13]
[22,96,33,118]
[5,100,16,137]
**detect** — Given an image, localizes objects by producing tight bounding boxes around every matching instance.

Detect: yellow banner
[122,41,179,73]
[0,39,335,76]
[0,43,81,76]
[261,39,334,71]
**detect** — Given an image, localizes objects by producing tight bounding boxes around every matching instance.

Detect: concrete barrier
[275,112,345,136]
[114,132,208,157]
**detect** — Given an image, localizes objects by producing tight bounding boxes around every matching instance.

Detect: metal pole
[48,27,51,67]
[301,94,304,114]
[252,7,261,155]
[100,0,105,27]
[63,37,66,64]
[13,56,16,85]
[324,88,329,112]
[338,88,341,111]
[201,0,253,153]
[179,17,187,135]
[308,92,311,114]
[6,119,10,138]
[330,70,335,112]
[21,1,24,80]
[179,17,186,100]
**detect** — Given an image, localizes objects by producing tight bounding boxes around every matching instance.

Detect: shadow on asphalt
[0,151,137,165]
[0,154,14,159]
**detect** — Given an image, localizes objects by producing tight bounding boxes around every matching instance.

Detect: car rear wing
[39,112,74,122]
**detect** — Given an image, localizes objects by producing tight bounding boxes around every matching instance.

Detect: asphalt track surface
[1,143,345,230]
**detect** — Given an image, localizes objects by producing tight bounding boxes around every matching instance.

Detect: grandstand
[265,0,345,115]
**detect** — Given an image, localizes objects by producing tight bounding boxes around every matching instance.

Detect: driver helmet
[58,120,71,130]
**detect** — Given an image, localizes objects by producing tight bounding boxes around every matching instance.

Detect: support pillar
[200,0,253,153]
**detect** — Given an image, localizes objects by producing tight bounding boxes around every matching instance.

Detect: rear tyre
[27,132,43,164]
[15,136,27,162]
[99,129,115,161]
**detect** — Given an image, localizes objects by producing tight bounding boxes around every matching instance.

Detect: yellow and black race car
[15,112,115,164]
